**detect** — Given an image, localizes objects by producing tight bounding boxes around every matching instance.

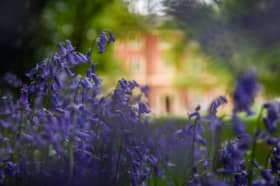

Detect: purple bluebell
[266,137,279,145]
[236,133,252,149]
[138,103,150,114]
[233,170,248,186]
[64,66,75,77]
[270,143,280,175]
[206,96,227,131]
[2,73,23,88]
[18,84,30,110]
[98,31,109,53]
[252,178,266,186]
[140,85,149,97]
[85,48,92,59]
[233,70,260,115]
[25,64,39,80]
[86,64,100,86]
[260,169,274,184]
[219,141,245,176]
[80,77,93,89]
[65,40,74,51]
[5,161,20,176]
[263,101,280,133]
[108,30,116,43]
[58,43,67,56]
[231,113,247,136]
[208,96,227,116]
[66,53,76,65]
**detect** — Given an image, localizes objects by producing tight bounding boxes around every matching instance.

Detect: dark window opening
[165,96,171,113]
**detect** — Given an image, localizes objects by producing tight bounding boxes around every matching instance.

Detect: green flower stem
[113,135,123,185]
[248,107,264,186]
[212,124,222,172]
[183,119,198,186]
[68,140,74,185]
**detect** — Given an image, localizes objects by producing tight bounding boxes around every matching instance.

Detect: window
[130,57,145,74]
[159,95,173,114]
[164,95,171,113]
[129,41,142,50]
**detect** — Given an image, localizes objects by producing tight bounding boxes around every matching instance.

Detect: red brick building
[114,30,229,115]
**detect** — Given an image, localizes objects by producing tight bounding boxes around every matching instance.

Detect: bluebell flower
[58,43,67,56]
[86,64,100,86]
[252,178,266,186]
[233,70,260,115]
[66,53,76,65]
[232,113,247,136]
[54,75,63,89]
[205,177,228,186]
[263,101,280,133]
[260,169,274,184]
[270,143,280,175]
[208,96,227,117]
[266,137,279,145]
[85,48,92,59]
[219,141,245,175]
[236,133,252,149]
[80,77,93,89]
[206,96,227,131]
[0,120,10,128]
[73,53,88,63]
[2,72,23,88]
[108,30,115,43]
[138,103,150,114]
[65,40,74,51]
[97,31,115,54]
[98,31,109,53]
[233,170,248,186]
[64,66,75,77]
[140,85,149,97]
[19,84,30,110]
[188,105,201,120]
[25,64,38,80]
[5,161,20,176]
[4,138,12,154]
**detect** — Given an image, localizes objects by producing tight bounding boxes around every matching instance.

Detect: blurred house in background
[114,30,229,115]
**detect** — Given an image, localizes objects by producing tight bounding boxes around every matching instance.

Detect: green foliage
[164,0,280,95]
[39,0,145,79]
[166,37,232,91]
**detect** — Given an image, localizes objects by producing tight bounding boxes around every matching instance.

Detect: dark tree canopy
[0,0,143,83]
[0,0,50,77]
[164,0,280,95]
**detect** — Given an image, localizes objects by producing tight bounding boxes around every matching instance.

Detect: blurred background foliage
[0,0,279,96]
[39,0,146,88]
[0,0,146,86]
[164,0,280,96]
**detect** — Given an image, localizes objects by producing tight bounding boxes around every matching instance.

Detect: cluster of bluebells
[97,30,115,53]
[0,34,161,186]
[1,31,280,186]
[155,70,280,186]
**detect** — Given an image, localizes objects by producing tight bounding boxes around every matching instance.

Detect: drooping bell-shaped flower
[233,70,260,115]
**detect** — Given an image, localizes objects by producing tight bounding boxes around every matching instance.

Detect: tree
[0,0,146,90]
[0,0,51,78]
[164,0,280,95]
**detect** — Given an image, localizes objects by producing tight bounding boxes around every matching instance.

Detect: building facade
[114,30,229,115]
